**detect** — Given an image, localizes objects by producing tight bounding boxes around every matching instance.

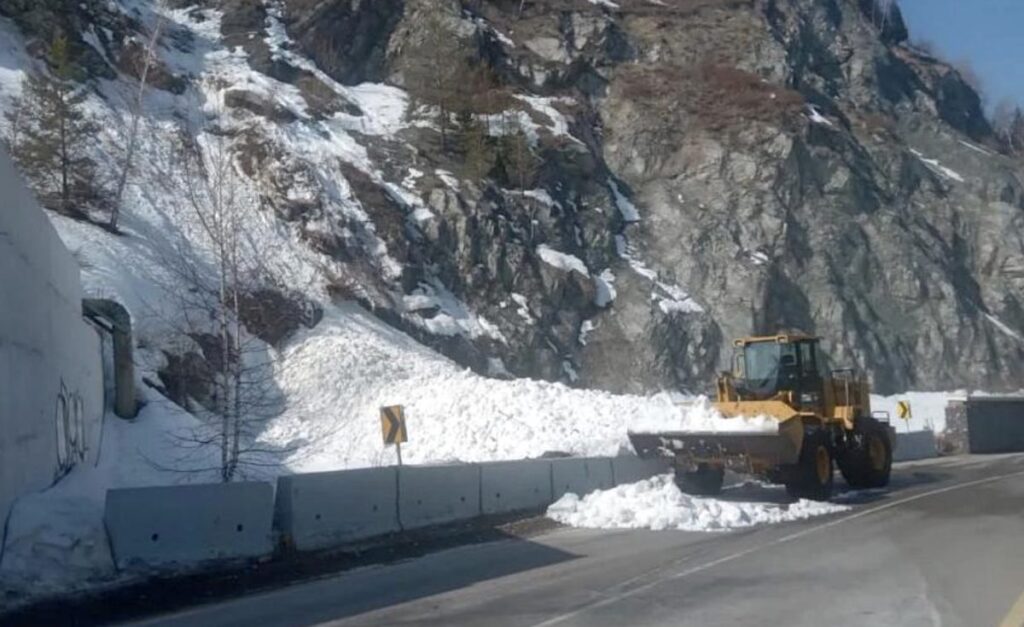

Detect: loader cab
[731,334,826,411]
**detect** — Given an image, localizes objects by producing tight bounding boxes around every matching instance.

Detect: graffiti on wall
[55,378,87,478]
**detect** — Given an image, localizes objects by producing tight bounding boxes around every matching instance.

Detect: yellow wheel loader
[629,333,896,500]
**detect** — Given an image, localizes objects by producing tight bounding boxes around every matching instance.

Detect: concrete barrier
[611,456,671,485]
[551,457,614,499]
[399,464,481,529]
[480,460,553,515]
[104,482,274,569]
[894,430,937,462]
[275,467,399,551]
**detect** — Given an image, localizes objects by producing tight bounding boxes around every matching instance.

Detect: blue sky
[898,0,1024,110]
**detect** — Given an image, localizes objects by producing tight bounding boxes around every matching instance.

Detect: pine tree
[13,36,104,218]
[403,7,471,152]
[461,117,492,181]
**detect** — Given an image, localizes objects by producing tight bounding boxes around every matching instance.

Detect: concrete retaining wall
[480,460,554,515]
[0,149,103,523]
[611,456,672,485]
[399,464,481,529]
[894,430,937,462]
[551,457,614,499]
[965,398,1024,454]
[275,468,399,551]
[104,482,275,568]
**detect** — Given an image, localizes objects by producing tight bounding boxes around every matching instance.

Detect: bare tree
[993,99,1024,154]
[150,127,297,482]
[2,93,28,152]
[110,7,168,231]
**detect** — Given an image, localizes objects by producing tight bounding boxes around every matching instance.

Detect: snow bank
[547,475,848,532]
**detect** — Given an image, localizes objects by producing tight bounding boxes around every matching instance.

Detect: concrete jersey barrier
[551,457,614,499]
[480,459,554,515]
[893,430,937,462]
[399,463,481,529]
[275,467,399,551]
[104,455,673,567]
[104,482,274,568]
[611,456,672,485]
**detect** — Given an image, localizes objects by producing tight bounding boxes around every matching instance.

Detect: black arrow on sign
[382,406,406,444]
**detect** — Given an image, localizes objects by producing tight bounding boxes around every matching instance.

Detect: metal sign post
[380,405,408,466]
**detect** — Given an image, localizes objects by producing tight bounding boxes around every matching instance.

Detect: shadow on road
[1,517,577,627]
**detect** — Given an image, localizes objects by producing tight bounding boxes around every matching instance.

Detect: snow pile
[547,475,848,532]
[258,306,758,471]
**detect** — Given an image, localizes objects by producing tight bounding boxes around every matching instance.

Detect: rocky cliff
[2,0,1022,395]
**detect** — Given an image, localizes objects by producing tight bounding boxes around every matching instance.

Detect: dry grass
[615,63,804,131]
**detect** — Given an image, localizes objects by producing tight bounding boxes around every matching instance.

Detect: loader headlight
[800,392,819,404]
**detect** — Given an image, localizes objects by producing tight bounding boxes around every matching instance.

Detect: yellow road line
[1000,589,1024,627]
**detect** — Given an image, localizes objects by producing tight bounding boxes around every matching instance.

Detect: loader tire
[675,464,724,496]
[785,430,834,501]
[838,421,892,489]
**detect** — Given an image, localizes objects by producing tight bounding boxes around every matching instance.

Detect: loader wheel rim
[869,436,887,472]
[815,446,830,485]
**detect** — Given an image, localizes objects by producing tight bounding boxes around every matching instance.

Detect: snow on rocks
[805,104,834,127]
[609,180,640,223]
[537,244,590,276]
[593,269,616,307]
[547,475,848,532]
[910,149,965,183]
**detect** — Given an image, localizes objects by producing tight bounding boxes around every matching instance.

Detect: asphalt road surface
[133,454,1024,627]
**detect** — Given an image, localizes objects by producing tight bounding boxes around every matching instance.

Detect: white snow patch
[547,475,848,532]
[436,169,461,191]
[985,313,1023,343]
[537,244,590,277]
[749,250,770,265]
[617,237,704,314]
[587,0,621,8]
[910,149,965,183]
[958,139,995,156]
[806,104,834,127]
[403,280,507,342]
[609,180,640,223]
[578,319,596,345]
[523,188,559,207]
[510,292,533,323]
[593,269,616,307]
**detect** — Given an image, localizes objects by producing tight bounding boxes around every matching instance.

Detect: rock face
[5,0,1023,394]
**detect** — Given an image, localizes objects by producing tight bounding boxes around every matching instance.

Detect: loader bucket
[628,417,805,470]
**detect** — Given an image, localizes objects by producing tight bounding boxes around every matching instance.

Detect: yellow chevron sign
[896,400,912,420]
[380,405,408,445]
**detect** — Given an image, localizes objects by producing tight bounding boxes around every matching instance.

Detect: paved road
[133,454,1024,627]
